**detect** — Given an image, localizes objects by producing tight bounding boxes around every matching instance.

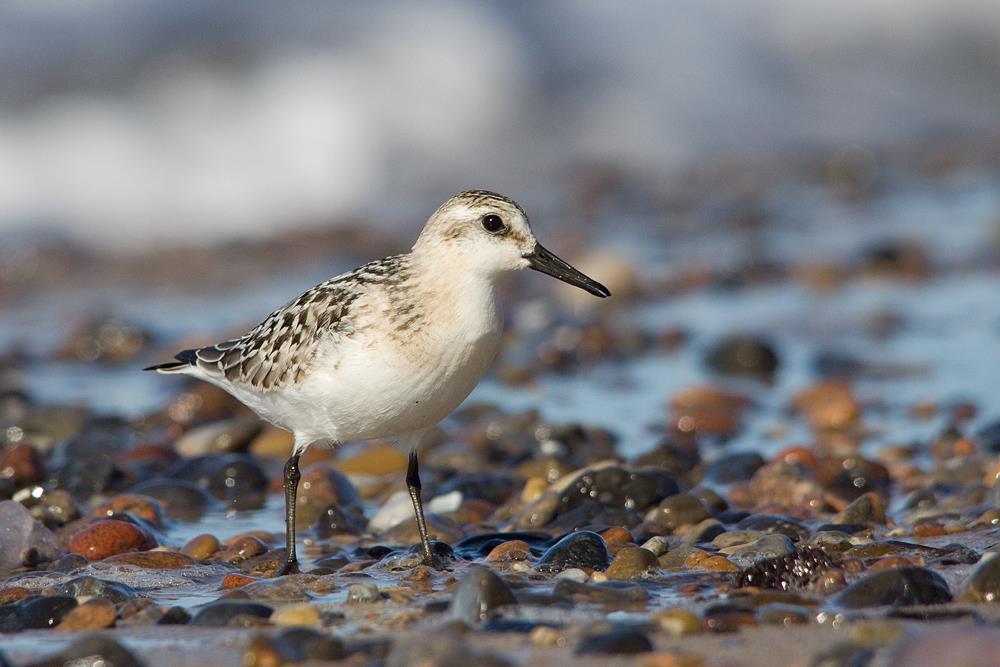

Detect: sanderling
[145,190,609,574]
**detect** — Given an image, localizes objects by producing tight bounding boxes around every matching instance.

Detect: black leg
[406,449,433,563]
[277,452,301,576]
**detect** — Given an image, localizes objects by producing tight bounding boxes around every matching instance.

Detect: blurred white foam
[0,0,998,248]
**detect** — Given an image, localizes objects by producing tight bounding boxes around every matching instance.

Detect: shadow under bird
[145,190,609,574]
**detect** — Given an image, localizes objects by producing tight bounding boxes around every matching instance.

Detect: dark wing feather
[143,255,407,391]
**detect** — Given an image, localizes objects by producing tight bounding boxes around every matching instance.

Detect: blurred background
[2,0,1000,456]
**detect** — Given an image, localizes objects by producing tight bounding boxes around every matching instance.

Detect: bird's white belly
[244,325,501,445]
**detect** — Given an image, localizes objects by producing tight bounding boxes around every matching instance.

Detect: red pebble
[68,520,157,561]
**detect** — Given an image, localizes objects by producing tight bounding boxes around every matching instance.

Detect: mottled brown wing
[188,280,359,391]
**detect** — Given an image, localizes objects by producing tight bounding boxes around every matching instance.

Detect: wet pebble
[220,535,269,564]
[758,603,809,626]
[130,478,213,520]
[654,608,702,637]
[725,534,796,568]
[67,520,156,561]
[0,443,45,487]
[705,452,766,484]
[0,499,61,572]
[313,501,365,537]
[181,533,220,559]
[190,600,273,627]
[207,455,268,510]
[669,385,749,438]
[270,602,321,627]
[704,602,757,632]
[835,567,952,608]
[57,576,140,604]
[958,553,1000,602]
[836,492,886,525]
[705,335,780,381]
[347,582,381,603]
[888,627,1000,667]
[485,539,533,563]
[104,551,195,569]
[737,547,838,590]
[448,566,517,624]
[575,628,654,655]
[244,628,347,665]
[174,417,261,457]
[553,579,650,604]
[792,380,861,431]
[55,598,117,631]
[386,631,513,667]
[91,494,165,528]
[735,515,809,542]
[38,636,145,667]
[606,546,658,580]
[647,494,711,534]
[18,595,78,630]
[537,531,610,573]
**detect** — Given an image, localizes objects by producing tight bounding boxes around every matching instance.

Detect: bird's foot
[276,559,300,577]
[411,540,453,569]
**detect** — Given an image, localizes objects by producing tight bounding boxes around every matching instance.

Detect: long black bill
[524,242,610,298]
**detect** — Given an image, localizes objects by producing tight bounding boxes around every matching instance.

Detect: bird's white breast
[244,276,503,445]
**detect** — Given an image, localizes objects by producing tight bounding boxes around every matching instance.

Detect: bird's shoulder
[188,254,412,391]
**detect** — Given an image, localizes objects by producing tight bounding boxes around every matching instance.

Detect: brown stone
[485,540,532,563]
[220,536,268,564]
[55,599,116,631]
[607,547,659,580]
[792,380,861,431]
[334,443,408,476]
[669,386,750,438]
[684,550,739,572]
[68,520,156,561]
[104,551,195,569]
[0,587,32,604]
[91,494,165,527]
[600,526,634,545]
[182,533,221,559]
[0,443,45,486]
[222,573,259,589]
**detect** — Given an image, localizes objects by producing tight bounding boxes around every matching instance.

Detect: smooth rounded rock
[705,452,766,484]
[91,494,165,527]
[104,551,195,569]
[735,515,809,542]
[55,598,117,631]
[19,595,78,629]
[648,494,711,533]
[57,576,139,604]
[835,567,952,608]
[958,553,1000,603]
[606,547,658,580]
[346,582,381,603]
[726,534,796,568]
[538,531,610,573]
[705,335,780,380]
[68,520,156,561]
[448,566,517,624]
[190,601,273,627]
[270,602,321,627]
[130,478,213,520]
[47,636,145,667]
[0,499,61,572]
[575,628,654,655]
[181,533,220,559]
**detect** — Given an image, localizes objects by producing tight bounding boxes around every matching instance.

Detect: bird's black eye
[481,214,505,234]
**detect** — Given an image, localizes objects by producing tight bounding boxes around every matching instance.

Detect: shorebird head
[415,190,610,298]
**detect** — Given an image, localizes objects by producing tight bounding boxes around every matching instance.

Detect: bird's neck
[406,249,501,331]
